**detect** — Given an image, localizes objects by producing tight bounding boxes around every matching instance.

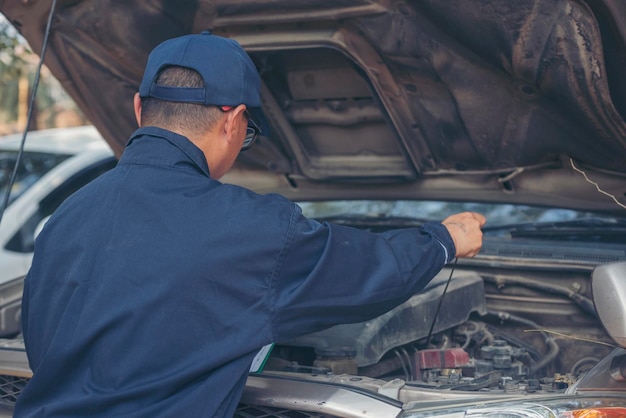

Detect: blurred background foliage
[0,16,88,136]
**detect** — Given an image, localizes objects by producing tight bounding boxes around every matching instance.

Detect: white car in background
[0,126,116,336]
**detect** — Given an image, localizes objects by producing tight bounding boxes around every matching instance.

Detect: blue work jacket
[15,126,455,417]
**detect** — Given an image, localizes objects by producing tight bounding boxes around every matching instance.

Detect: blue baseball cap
[139,31,261,109]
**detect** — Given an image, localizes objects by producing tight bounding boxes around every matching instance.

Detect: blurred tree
[0,18,28,79]
[0,16,86,134]
[0,17,34,132]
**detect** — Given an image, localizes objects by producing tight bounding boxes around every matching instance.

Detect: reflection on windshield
[297,200,615,226]
[0,151,70,207]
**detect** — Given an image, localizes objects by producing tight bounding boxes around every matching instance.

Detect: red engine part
[413,348,470,380]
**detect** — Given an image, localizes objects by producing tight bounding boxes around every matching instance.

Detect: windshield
[0,151,71,207]
[298,200,626,243]
[298,200,607,224]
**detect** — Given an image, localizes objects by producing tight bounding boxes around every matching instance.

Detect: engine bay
[263,262,614,395]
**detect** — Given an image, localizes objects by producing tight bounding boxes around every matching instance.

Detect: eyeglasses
[219,106,261,151]
[242,111,261,150]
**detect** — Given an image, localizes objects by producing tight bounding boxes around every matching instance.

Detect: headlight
[400,395,626,417]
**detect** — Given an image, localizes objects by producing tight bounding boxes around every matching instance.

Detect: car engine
[266,263,614,395]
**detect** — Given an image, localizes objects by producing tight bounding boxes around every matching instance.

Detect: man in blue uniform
[15,32,485,417]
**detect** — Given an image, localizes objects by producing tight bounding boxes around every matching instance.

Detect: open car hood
[1,0,625,211]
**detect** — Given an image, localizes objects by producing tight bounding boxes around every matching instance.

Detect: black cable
[486,310,560,377]
[425,257,458,347]
[0,0,58,225]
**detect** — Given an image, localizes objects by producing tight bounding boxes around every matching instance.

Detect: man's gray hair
[141,66,221,135]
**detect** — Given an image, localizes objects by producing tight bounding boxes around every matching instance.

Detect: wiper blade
[484,218,626,242]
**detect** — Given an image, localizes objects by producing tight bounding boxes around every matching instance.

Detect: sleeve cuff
[421,222,456,264]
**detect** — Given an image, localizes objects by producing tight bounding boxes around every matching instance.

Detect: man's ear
[222,104,247,144]
[133,93,143,127]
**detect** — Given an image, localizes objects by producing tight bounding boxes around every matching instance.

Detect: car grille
[0,375,28,405]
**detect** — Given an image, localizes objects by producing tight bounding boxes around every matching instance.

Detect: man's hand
[442,212,486,258]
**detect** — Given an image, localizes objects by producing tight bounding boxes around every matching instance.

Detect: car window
[4,157,117,253]
[0,151,71,207]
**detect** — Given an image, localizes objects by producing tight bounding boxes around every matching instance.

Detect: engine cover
[284,268,487,366]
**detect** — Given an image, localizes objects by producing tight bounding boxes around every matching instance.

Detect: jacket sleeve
[270,205,455,343]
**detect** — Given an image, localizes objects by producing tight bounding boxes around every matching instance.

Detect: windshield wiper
[484,218,626,242]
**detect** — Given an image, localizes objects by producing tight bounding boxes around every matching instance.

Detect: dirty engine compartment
[262,236,619,396]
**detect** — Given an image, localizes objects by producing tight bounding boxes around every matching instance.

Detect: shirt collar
[124,126,211,177]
